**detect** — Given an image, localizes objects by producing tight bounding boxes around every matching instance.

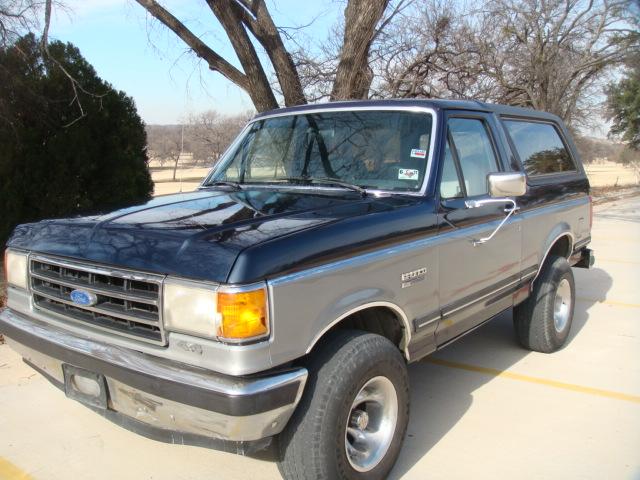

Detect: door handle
[465,198,519,246]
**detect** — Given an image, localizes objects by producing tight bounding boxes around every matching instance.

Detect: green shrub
[0,34,153,244]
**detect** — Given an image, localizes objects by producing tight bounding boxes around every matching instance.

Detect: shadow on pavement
[389,266,613,479]
[245,267,613,477]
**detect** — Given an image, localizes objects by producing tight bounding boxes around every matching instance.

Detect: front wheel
[277,330,409,480]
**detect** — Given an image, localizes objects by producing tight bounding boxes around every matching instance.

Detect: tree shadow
[389,266,613,478]
[592,213,640,224]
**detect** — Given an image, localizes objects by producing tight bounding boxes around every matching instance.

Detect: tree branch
[134,0,249,91]
[204,0,278,111]
[228,0,306,105]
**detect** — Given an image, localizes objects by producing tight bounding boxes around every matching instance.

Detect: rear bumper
[0,307,307,451]
[571,247,595,269]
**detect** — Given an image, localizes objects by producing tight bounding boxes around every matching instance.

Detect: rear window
[503,120,576,176]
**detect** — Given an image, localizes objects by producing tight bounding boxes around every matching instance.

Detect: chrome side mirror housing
[487,172,527,198]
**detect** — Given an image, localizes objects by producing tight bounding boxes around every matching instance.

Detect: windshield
[206,110,433,192]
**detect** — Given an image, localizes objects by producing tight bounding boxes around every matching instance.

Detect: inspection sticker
[410,148,427,158]
[398,168,419,180]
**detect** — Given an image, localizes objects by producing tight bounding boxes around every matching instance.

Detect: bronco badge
[401,267,427,288]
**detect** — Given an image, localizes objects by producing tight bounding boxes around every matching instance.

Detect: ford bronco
[1,99,594,479]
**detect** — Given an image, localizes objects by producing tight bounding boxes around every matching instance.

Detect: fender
[304,300,412,360]
[533,227,574,285]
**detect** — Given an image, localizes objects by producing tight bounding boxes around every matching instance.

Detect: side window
[447,118,499,196]
[440,140,463,198]
[503,120,576,176]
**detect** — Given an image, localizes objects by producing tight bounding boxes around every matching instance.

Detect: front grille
[29,255,166,345]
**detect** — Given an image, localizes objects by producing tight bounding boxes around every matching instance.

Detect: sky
[46,1,615,136]
[49,0,340,124]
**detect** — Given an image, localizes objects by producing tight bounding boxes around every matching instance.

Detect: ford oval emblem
[70,289,98,307]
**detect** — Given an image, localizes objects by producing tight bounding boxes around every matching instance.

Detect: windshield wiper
[204,180,242,191]
[285,176,367,197]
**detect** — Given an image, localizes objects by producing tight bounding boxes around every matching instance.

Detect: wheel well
[534,234,573,284]
[312,307,407,357]
[546,235,572,260]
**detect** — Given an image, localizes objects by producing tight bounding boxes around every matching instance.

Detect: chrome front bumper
[0,308,307,451]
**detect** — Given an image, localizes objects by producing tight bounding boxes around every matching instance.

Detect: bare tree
[373,0,487,99]
[133,0,391,112]
[0,0,46,47]
[374,0,639,127]
[478,0,638,126]
[289,0,414,102]
[330,0,390,99]
[187,110,251,165]
[147,125,186,180]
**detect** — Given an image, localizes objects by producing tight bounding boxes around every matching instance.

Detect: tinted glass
[211,111,433,192]
[448,118,499,196]
[440,140,463,198]
[504,120,575,175]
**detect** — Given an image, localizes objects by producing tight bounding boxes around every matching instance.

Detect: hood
[7,188,426,283]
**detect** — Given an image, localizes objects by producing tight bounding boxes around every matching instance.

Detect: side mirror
[487,172,527,198]
[465,172,526,246]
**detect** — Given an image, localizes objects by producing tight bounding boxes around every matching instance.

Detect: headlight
[162,278,269,343]
[163,278,218,339]
[4,249,28,290]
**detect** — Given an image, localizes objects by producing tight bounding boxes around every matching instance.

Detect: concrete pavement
[1,196,639,480]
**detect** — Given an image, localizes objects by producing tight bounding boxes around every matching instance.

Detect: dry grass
[591,185,640,204]
[149,160,210,197]
[584,161,639,187]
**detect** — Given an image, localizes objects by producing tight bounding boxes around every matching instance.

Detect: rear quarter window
[503,120,576,176]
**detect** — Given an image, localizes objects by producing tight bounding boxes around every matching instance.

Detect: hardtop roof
[252,98,564,124]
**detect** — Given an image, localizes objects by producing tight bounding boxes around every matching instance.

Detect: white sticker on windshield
[398,168,419,180]
[410,148,427,158]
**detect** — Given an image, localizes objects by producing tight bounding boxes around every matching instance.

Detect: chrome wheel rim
[344,376,398,472]
[554,278,572,332]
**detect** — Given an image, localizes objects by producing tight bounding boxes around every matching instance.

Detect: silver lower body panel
[0,308,307,447]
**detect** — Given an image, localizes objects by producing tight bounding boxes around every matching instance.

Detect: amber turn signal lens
[216,288,268,340]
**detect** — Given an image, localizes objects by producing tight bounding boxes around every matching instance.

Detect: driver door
[436,112,522,345]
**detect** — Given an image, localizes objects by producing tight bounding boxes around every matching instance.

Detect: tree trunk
[136,0,278,112]
[331,0,389,100]
[205,0,278,112]
[135,0,396,111]
[173,154,180,181]
[229,0,306,106]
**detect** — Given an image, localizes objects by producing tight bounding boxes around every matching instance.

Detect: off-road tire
[514,255,575,353]
[277,330,409,480]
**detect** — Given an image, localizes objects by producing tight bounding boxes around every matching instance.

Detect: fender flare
[304,301,412,361]
[532,228,574,284]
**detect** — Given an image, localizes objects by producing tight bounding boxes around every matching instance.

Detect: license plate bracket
[62,364,109,410]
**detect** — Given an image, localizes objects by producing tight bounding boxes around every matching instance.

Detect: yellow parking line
[576,297,640,309]
[0,457,32,480]
[426,358,640,404]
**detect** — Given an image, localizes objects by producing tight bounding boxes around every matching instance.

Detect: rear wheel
[277,330,409,480]
[514,255,575,353]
